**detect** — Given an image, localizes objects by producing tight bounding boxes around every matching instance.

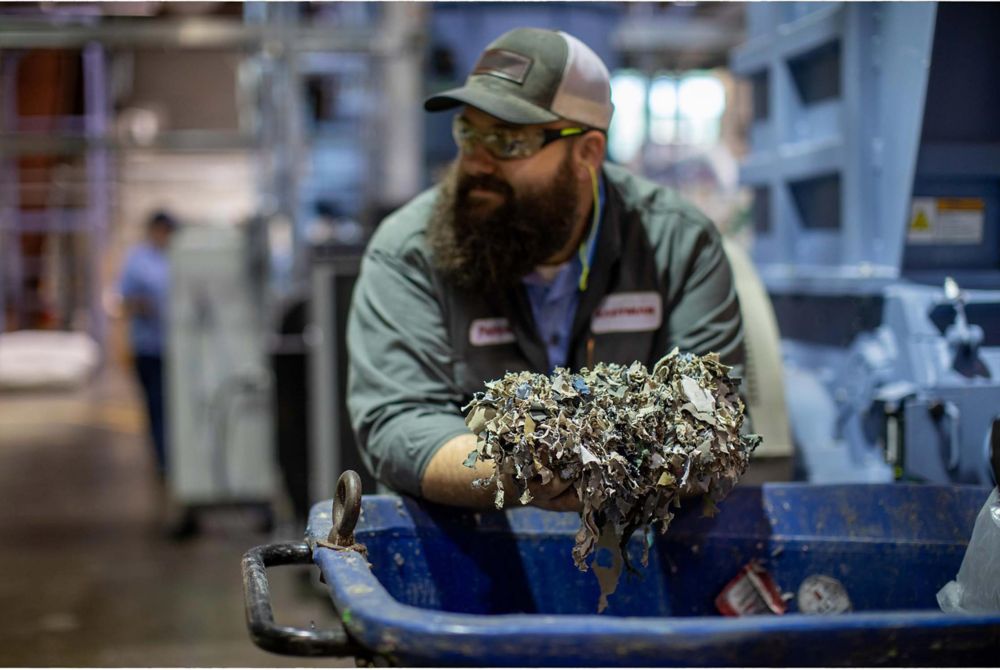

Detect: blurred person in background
[119,210,177,481]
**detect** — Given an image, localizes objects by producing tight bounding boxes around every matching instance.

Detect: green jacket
[347,163,744,496]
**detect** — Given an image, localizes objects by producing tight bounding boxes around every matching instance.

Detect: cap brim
[424,83,560,126]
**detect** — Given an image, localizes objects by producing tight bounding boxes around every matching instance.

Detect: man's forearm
[420,433,504,508]
[420,432,583,511]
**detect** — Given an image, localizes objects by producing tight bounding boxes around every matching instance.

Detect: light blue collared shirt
[119,242,170,355]
[522,174,605,372]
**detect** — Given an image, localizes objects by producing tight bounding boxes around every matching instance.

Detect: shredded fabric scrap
[463,348,761,612]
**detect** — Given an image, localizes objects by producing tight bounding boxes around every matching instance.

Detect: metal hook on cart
[326,470,367,557]
[330,469,362,545]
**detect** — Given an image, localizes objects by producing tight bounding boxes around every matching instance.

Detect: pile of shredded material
[463,349,761,612]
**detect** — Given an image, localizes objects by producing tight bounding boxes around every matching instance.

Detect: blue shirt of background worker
[119,211,177,477]
[120,233,171,355]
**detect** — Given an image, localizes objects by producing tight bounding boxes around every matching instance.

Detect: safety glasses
[452,115,591,160]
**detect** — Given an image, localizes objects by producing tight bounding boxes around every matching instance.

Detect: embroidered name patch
[469,317,516,346]
[591,292,663,334]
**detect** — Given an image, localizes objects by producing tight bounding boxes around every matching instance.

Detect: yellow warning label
[937,197,985,212]
[910,209,930,231]
[908,197,937,243]
[909,196,983,244]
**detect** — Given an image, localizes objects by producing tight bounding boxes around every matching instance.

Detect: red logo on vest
[591,292,663,334]
[469,318,516,346]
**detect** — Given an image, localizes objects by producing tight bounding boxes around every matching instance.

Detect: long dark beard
[427,156,581,293]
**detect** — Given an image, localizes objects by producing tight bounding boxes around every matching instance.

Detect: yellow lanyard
[578,166,601,292]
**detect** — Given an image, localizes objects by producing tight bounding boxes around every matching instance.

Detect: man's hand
[526,473,582,512]
[517,449,582,512]
[422,433,582,512]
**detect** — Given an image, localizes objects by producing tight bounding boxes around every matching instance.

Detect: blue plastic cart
[243,473,1000,665]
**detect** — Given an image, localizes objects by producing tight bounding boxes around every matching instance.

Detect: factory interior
[2,1,1000,666]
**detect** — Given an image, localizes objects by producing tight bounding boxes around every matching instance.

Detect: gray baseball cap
[424,27,614,131]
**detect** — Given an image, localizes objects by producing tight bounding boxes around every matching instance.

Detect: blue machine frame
[731,2,1000,485]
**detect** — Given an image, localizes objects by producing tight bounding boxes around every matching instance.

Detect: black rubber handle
[241,541,363,657]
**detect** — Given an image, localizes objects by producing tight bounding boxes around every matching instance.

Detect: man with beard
[347,28,744,510]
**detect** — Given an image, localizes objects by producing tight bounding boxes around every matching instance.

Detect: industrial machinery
[167,224,275,517]
[308,249,376,503]
[731,2,1000,485]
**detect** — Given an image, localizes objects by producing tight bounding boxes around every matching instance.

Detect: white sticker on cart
[469,318,516,346]
[908,197,984,245]
[591,292,662,334]
[797,574,852,615]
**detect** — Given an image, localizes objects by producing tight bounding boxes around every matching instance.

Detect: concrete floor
[0,364,351,667]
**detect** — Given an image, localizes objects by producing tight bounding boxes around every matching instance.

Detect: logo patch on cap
[473,49,533,85]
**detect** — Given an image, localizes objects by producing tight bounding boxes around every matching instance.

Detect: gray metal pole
[0,54,10,334]
[376,3,427,208]
[83,42,111,362]
[1,53,24,332]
